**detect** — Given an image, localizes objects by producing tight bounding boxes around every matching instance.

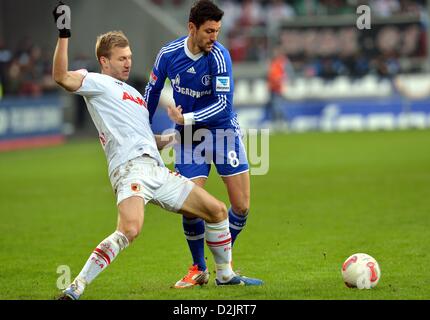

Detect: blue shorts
[174,128,249,179]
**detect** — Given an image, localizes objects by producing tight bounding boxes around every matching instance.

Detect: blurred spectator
[372,52,401,78]
[219,0,241,36]
[70,52,96,72]
[293,0,319,16]
[237,0,265,28]
[245,35,268,61]
[399,0,425,15]
[224,0,426,68]
[265,0,296,31]
[228,29,250,62]
[0,39,12,99]
[0,2,427,99]
[369,0,401,17]
[20,45,45,96]
[0,38,94,97]
[264,45,294,131]
[343,52,371,78]
[4,59,22,95]
[318,0,355,15]
[400,24,424,56]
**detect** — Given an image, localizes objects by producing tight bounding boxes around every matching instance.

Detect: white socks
[70,230,129,294]
[67,220,235,295]
[205,219,235,282]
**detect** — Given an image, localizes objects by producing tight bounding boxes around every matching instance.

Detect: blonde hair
[95,31,129,63]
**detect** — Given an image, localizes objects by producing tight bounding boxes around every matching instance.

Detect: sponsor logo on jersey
[186,66,196,74]
[149,71,157,85]
[114,81,123,86]
[122,91,147,108]
[171,74,212,98]
[215,76,230,92]
[201,75,211,86]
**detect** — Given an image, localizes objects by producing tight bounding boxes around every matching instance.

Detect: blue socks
[228,207,248,245]
[183,216,206,271]
[183,208,248,270]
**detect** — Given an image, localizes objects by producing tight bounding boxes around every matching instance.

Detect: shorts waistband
[111,155,158,178]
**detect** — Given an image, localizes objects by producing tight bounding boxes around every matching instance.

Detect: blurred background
[1,1,430,300]
[0,0,429,150]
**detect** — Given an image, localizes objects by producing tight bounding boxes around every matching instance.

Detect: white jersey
[74,70,164,175]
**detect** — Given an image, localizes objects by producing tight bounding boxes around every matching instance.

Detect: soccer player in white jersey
[52,2,262,300]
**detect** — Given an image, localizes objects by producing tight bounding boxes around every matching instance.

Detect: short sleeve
[74,70,104,97]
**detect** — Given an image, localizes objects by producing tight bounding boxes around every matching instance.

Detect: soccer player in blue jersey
[144,0,262,288]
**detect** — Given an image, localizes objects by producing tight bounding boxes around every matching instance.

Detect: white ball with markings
[341,253,381,289]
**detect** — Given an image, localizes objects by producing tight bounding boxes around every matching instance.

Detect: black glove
[52,1,71,38]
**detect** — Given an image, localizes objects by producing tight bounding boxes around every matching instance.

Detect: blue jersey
[143,36,237,131]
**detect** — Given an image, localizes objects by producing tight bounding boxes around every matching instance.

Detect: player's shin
[205,219,235,282]
[228,207,248,245]
[70,231,129,295]
[183,216,207,270]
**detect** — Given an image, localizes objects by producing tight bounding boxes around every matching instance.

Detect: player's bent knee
[231,194,250,216]
[209,201,228,223]
[232,204,250,216]
[120,226,141,243]
[219,201,228,219]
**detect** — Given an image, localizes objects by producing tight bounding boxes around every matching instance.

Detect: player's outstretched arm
[52,2,84,92]
[53,38,84,92]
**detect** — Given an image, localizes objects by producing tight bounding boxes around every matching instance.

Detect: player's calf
[58,230,130,300]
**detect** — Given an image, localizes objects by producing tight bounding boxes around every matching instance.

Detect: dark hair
[189,0,224,29]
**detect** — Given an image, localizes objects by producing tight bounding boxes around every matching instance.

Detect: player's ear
[188,22,196,35]
[99,56,108,68]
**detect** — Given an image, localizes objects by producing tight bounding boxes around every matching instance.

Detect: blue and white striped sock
[228,207,248,246]
[183,216,206,271]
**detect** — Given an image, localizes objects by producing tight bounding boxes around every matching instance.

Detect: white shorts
[109,155,195,212]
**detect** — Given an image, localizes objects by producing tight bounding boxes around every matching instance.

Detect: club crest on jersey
[201,75,211,86]
[215,76,230,92]
[173,74,181,86]
[131,183,141,192]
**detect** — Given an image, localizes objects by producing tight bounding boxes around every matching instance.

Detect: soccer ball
[341,253,381,289]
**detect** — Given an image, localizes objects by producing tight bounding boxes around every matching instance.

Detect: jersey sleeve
[186,46,233,126]
[143,49,168,123]
[74,70,105,96]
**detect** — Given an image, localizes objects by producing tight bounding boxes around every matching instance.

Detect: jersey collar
[184,37,204,61]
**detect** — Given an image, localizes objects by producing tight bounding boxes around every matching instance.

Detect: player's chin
[201,44,214,53]
[120,72,130,81]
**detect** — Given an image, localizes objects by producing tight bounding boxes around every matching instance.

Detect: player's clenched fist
[52,1,71,38]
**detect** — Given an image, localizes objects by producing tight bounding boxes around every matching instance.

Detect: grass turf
[0,129,429,300]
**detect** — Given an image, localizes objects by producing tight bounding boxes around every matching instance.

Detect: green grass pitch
[0,129,429,300]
